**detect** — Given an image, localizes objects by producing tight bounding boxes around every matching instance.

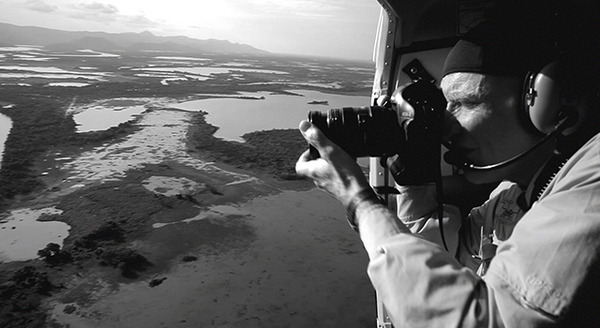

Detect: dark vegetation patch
[97,248,153,279]
[40,221,153,279]
[37,243,73,267]
[149,277,167,287]
[187,111,308,180]
[0,96,74,206]
[68,221,152,279]
[182,255,198,262]
[0,264,59,328]
[47,182,201,275]
[74,221,126,249]
[52,179,208,237]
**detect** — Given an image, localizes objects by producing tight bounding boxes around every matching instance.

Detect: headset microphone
[444,111,577,171]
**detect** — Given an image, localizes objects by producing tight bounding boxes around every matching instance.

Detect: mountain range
[0,22,268,55]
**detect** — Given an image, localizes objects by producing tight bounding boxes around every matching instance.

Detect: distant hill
[46,36,122,52]
[0,22,268,55]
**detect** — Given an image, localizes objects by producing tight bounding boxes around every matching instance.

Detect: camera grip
[390,80,446,185]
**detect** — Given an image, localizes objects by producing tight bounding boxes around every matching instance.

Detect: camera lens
[308,106,404,158]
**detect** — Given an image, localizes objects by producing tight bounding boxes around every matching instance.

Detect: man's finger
[296,148,311,164]
[295,149,321,179]
[299,120,334,152]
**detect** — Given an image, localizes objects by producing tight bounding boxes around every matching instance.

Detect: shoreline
[0,99,378,327]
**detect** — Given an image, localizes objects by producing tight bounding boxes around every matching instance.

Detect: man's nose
[442,111,462,144]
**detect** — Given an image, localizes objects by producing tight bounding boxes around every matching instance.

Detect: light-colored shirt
[361,132,600,327]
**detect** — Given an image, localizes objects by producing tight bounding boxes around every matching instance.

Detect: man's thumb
[299,120,325,148]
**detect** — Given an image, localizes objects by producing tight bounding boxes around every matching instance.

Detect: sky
[0,0,383,61]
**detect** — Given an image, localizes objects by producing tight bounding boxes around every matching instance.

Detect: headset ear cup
[522,71,546,135]
[524,61,582,135]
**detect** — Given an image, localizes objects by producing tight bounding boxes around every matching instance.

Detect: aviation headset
[441,3,600,172]
[522,61,591,137]
[445,0,600,140]
[513,0,599,138]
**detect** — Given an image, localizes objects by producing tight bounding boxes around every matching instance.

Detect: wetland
[0,47,377,327]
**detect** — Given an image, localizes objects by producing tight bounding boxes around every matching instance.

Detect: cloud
[248,0,336,10]
[127,14,158,28]
[234,0,372,21]
[245,0,340,18]
[74,1,118,15]
[66,1,156,27]
[25,0,57,13]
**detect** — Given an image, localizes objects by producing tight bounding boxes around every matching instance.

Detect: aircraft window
[0,1,383,327]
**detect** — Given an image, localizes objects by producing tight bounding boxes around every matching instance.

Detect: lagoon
[0,207,70,262]
[73,105,147,133]
[71,98,154,133]
[172,90,371,142]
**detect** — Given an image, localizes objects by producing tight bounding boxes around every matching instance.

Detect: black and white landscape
[0,22,376,327]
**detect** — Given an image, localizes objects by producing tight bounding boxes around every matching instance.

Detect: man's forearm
[355,202,411,259]
[357,201,488,327]
[355,184,461,258]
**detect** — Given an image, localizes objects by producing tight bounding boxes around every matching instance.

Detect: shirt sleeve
[365,213,550,328]
[394,184,462,255]
[363,185,491,327]
[365,184,554,327]
[365,134,600,327]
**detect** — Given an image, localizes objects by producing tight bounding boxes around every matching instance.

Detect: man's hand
[295,120,371,207]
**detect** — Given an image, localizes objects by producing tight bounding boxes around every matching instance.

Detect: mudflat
[0,53,376,327]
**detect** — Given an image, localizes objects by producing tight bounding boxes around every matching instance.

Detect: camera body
[308,79,446,159]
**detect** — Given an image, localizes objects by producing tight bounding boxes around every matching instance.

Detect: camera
[308,79,447,158]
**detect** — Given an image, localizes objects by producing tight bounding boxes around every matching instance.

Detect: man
[296,2,600,326]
